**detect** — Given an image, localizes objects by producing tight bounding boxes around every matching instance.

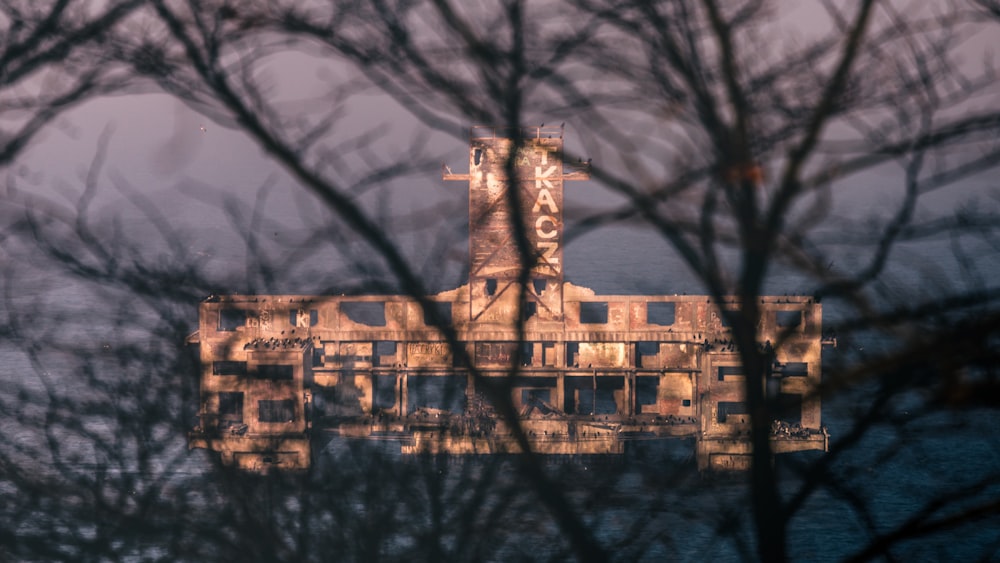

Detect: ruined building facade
[188,126,827,472]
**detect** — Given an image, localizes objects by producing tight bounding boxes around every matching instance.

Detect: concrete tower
[448,125,588,325]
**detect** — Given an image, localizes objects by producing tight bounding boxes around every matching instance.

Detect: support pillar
[400,372,408,417]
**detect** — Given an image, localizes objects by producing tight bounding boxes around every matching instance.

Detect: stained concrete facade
[188,126,827,471]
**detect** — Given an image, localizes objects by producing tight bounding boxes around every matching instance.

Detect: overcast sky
[4,1,997,296]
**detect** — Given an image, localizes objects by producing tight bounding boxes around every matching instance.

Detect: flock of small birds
[243,337,308,350]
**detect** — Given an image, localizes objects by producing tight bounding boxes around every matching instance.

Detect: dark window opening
[717,365,744,381]
[341,302,387,326]
[564,376,589,414]
[719,310,733,327]
[218,392,244,422]
[682,399,691,407]
[636,341,660,355]
[580,302,608,324]
[647,302,676,326]
[767,373,782,400]
[777,310,802,328]
[474,148,483,165]
[423,302,452,326]
[218,308,246,331]
[564,375,623,415]
[776,393,803,425]
[717,401,749,423]
[213,361,247,376]
[374,341,397,367]
[521,302,537,322]
[485,278,497,296]
[520,341,534,366]
[781,362,809,377]
[566,342,580,367]
[407,375,467,414]
[635,342,660,368]
[636,376,659,406]
[258,399,296,423]
[532,278,547,295]
[575,388,596,415]
[374,375,397,411]
[257,364,294,380]
[521,388,552,407]
[312,348,325,368]
[595,376,624,414]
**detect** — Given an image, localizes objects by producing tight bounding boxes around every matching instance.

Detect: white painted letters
[529,149,561,273]
[538,241,560,265]
[535,215,558,238]
[532,189,558,213]
[535,165,556,189]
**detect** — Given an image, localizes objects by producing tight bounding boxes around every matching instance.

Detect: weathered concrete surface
[188,126,826,472]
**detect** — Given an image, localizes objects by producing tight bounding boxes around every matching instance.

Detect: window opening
[521,388,552,407]
[218,308,246,331]
[218,392,244,422]
[776,393,803,425]
[374,341,398,367]
[406,375,467,414]
[776,310,802,328]
[521,302,537,322]
[566,342,580,367]
[341,302,386,326]
[635,342,660,368]
[717,401,749,423]
[719,310,733,327]
[579,302,608,324]
[595,376,623,415]
[781,362,808,377]
[213,361,247,376]
[717,365,744,381]
[532,278,547,295]
[647,302,676,325]
[258,399,296,423]
[423,302,452,326]
[374,375,397,411]
[257,364,294,380]
[520,341,535,366]
[635,376,658,406]
[564,375,623,415]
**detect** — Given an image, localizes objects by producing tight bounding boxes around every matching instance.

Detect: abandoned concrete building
[188,126,827,472]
